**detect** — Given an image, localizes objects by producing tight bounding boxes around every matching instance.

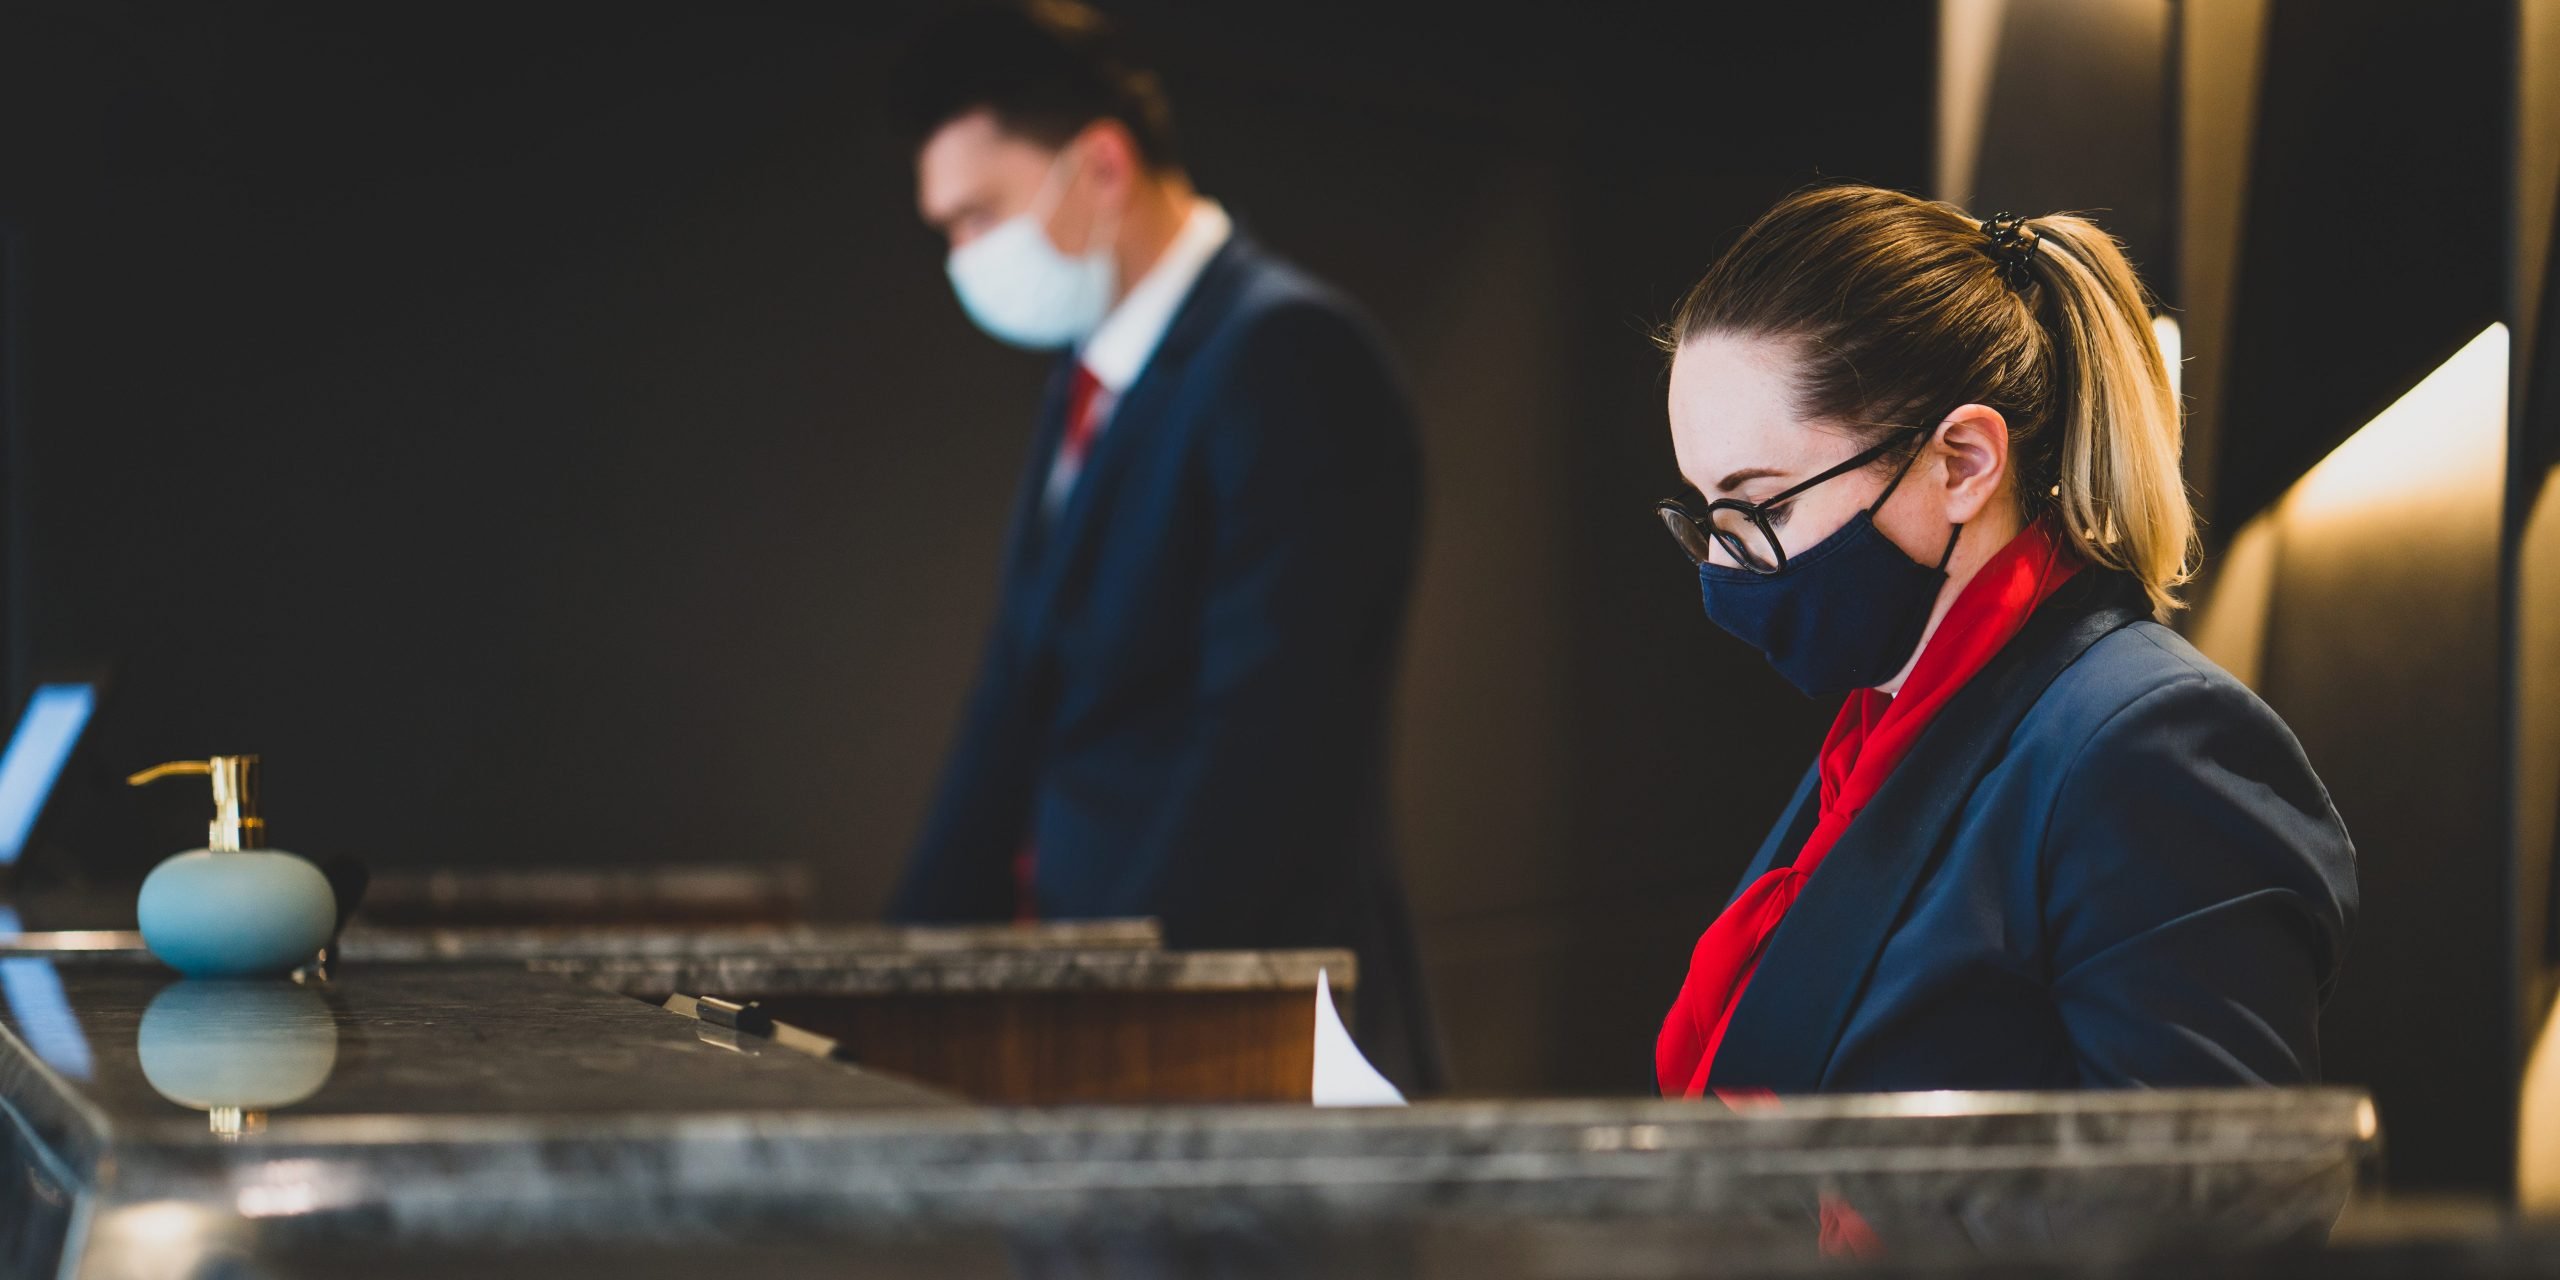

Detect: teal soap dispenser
[128,756,338,978]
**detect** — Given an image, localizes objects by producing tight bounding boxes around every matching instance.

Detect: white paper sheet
[1311,968,1406,1107]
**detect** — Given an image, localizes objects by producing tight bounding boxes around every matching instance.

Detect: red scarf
[1655,519,2081,1098]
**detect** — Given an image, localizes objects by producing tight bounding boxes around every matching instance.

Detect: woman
[1652,186,2357,1098]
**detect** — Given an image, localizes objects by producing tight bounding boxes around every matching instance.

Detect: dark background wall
[1936,0,2539,1193]
[2216,0,2512,1195]
[0,2,1930,1094]
[2215,1,2510,534]
[2170,0,2515,1194]
[1950,0,2175,301]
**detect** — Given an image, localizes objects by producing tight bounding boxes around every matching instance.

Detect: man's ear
[1077,120,1142,198]
[1933,403,2012,524]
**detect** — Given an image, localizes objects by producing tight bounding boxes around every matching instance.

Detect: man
[884,0,1438,1090]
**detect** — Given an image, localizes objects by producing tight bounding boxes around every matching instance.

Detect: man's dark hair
[888,1,1179,170]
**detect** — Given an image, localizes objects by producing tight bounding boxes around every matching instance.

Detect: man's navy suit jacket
[1701,571,2360,1094]
[890,233,1438,1087]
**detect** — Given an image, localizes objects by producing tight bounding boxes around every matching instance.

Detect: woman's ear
[1932,403,2011,524]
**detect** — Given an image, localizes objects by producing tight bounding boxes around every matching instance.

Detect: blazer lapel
[1017,236,1258,654]
[997,360,1081,598]
[1706,572,2151,1093]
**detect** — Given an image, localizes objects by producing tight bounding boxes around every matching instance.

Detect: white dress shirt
[1044,199,1234,513]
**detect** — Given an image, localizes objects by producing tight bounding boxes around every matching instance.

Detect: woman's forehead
[1668,334,1816,482]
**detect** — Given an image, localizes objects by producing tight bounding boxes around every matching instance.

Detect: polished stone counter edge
[72,1209,2560,1280]
[0,959,2375,1253]
[338,919,1163,961]
[0,918,1166,962]
[87,1088,2376,1241]
[532,946,1359,994]
[121,1085,2376,1159]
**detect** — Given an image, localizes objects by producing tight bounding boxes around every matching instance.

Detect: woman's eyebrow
[1715,466,1789,494]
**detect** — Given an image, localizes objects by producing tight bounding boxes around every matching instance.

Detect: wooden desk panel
[584,948,1353,1105]
[747,988,1319,1104]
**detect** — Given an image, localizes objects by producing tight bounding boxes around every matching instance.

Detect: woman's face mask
[1659,337,1962,697]
[1656,431,1962,697]
[944,145,1120,350]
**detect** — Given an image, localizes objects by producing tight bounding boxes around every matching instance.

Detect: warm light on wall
[2182,511,2278,686]
[1934,0,2007,206]
[2282,324,2509,527]
[2184,323,2511,685]
[2179,327,2517,1199]
[2151,314,2182,402]
[2527,997,2560,1209]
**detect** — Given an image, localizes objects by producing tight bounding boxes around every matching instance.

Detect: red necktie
[1048,364,1110,507]
[1014,364,1113,922]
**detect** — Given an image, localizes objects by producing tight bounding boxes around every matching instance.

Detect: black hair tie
[1980,213,2041,291]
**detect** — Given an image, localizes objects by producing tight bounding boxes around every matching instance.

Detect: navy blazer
[1704,571,2358,1094]
[889,234,1439,1088]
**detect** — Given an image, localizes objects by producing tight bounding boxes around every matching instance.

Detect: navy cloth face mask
[1696,508,1961,698]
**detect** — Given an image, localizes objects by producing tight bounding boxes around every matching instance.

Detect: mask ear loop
[1867,422,1965,572]
[1027,143,1082,223]
[1028,139,1122,262]
[1086,175,1123,264]
[1866,422,1936,512]
[1932,520,1964,572]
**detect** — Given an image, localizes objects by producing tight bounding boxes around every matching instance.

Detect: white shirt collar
[1078,198,1233,395]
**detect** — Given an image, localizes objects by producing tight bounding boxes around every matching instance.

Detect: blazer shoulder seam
[2122,623,2225,681]
[2027,662,2215,892]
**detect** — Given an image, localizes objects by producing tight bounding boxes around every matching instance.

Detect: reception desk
[0,920,1302,1107]
[0,950,2401,1280]
[536,945,1343,1104]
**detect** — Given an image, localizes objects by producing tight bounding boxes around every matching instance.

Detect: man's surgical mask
[944,147,1118,350]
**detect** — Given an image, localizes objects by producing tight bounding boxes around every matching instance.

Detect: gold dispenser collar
[128,755,268,853]
[206,1105,266,1139]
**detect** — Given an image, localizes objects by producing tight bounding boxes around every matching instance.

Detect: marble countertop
[0,922,1343,995]
[73,1205,2560,1280]
[534,944,1357,995]
[0,958,2384,1278]
[44,1086,2380,1274]
[0,965,955,1171]
[0,917,1164,964]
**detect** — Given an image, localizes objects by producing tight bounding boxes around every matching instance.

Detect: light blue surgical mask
[944,147,1119,350]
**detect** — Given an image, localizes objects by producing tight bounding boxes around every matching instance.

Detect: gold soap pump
[129,755,267,853]
[128,755,339,978]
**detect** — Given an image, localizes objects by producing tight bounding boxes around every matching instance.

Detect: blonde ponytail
[2025,217,2197,618]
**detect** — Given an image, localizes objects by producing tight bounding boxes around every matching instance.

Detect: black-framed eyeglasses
[1653,424,1931,574]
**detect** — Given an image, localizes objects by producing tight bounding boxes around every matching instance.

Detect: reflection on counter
[0,1082,80,1280]
[0,961,93,1081]
[0,907,96,1078]
[136,980,341,1137]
